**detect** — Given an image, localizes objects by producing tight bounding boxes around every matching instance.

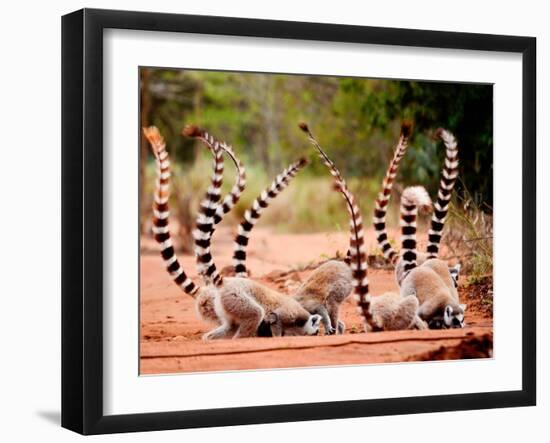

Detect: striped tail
[373,122,412,263]
[400,186,432,277]
[182,125,225,287]
[233,158,308,277]
[426,128,459,259]
[298,122,374,330]
[142,126,199,297]
[182,125,247,227]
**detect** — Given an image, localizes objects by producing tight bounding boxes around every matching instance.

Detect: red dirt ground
[140,227,493,375]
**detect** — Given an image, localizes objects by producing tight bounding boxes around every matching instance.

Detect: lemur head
[262,310,322,337]
[449,263,461,288]
[428,303,466,329]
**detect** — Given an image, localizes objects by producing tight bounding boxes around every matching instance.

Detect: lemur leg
[220,293,264,339]
[411,315,428,330]
[235,309,264,338]
[203,322,238,341]
[316,305,335,335]
[327,300,344,335]
[416,297,442,324]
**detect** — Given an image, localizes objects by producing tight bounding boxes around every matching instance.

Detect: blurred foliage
[140,67,493,234]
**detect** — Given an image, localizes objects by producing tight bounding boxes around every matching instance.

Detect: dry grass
[442,185,493,282]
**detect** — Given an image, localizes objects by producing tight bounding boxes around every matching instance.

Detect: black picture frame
[61,8,536,435]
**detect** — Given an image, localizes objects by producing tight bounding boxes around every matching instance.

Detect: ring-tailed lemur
[144,126,322,339]
[233,158,308,278]
[366,186,437,331]
[399,208,466,329]
[297,123,376,332]
[181,125,248,286]
[225,132,353,334]
[396,185,465,329]
[298,124,438,332]
[373,126,462,287]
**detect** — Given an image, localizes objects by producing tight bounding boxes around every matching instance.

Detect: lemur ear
[265,312,279,325]
[459,303,467,311]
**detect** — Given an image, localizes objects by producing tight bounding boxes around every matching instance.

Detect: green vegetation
[140,67,493,262]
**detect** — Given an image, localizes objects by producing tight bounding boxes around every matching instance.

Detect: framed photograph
[62,8,536,435]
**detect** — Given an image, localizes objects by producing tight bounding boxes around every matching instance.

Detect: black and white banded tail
[233,158,308,277]
[426,128,459,259]
[399,186,432,277]
[182,125,225,287]
[298,122,374,330]
[183,125,247,286]
[182,125,247,227]
[143,126,199,297]
[373,122,412,263]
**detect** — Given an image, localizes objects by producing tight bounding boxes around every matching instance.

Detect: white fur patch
[193,229,210,241]
[154,194,169,205]
[153,209,169,219]
[304,315,321,335]
[152,225,169,234]
[400,219,417,227]
[170,267,183,278]
[164,255,177,266]
[445,158,459,170]
[402,186,432,208]
[196,213,214,225]
[206,185,221,196]
[159,239,173,250]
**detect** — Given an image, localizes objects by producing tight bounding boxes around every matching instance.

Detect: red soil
[140,227,493,375]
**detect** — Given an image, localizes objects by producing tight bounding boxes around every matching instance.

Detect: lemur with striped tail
[373,126,462,287]
[224,130,353,334]
[181,125,246,286]
[299,123,431,332]
[144,126,322,339]
[289,123,373,333]
[367,186,436,331]
[398,186,465,329]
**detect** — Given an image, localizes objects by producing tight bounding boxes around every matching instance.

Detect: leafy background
[139,68,493,245]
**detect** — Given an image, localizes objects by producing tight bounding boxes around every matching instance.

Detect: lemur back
[293,260,353,334]
[400,260,465,329]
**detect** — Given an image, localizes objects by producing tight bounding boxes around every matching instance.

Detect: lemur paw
[325,326,337,335]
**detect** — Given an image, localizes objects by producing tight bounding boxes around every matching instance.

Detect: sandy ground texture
[140,226,493,374]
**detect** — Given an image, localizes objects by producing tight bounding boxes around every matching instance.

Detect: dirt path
[140,227,493,375]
